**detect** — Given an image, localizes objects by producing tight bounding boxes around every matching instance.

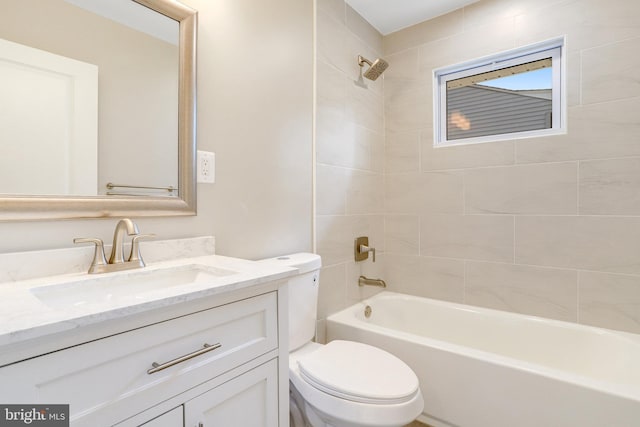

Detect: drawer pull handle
[147,343,222,374]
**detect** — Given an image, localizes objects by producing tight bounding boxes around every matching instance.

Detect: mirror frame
[0,0,197,221]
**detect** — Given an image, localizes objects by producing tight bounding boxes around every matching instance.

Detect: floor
[404,421,430,427]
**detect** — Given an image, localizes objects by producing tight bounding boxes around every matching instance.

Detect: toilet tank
[258,253,321,351]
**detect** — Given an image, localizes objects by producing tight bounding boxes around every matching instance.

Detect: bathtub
[326,291,640,427]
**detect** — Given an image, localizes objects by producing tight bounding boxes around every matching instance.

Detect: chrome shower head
[358,55,389,81]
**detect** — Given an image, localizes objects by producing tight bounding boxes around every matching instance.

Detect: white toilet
[260,253,423,427]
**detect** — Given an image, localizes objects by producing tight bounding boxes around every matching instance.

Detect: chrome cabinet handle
[147,343,222,374]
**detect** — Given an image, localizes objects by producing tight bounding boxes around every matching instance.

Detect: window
[433,38,565,146]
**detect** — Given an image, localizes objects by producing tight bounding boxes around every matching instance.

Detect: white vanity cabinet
[139,407,184,427]
[183,358,279,427]
[0,287,288,427]
[137,359,278,427]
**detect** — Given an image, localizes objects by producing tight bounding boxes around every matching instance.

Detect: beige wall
[0,0,313,261]
[314,0,386,340]
[383,0,640,333]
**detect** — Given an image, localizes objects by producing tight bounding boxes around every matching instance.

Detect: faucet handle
[74,237,108,274]
[359,244,376,262]
[128,234,156,266]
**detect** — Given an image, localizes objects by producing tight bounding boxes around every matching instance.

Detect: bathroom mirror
[0,0,196,220]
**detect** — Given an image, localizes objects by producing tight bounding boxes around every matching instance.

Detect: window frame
[433,37,566,147]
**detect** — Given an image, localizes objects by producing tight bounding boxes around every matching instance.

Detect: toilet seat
[297,340,419,404]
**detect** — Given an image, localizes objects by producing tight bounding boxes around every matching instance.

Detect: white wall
[0,0,313,261]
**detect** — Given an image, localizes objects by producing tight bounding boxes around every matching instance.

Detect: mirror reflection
[0,0,179,197]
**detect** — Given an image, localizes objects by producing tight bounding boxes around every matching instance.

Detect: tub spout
[358,275,386,288]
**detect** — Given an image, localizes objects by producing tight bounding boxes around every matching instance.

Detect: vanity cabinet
[183,358,278,427]
[139,407,183,427]
[137,359,277,427]
[0,289,286,426]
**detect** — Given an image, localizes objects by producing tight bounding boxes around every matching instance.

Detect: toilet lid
[297,340,419,404]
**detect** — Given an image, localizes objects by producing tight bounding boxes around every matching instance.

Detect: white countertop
[0,237,296,349]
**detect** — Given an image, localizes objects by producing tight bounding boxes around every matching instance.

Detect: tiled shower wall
[314,0,386,339]
[383,0,640,333]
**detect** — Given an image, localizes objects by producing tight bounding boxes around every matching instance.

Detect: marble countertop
[0,237,297,348]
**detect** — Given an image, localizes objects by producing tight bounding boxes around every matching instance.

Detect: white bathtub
[326,291,640,427]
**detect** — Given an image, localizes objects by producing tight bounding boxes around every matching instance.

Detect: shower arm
[358,55,372,67]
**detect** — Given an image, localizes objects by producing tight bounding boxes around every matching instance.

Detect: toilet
[259,253,423,427]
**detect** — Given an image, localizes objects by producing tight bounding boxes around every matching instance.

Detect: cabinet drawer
[0,292,277,426]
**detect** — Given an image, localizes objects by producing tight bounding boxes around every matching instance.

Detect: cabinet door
[140,406,183,427]
[184,359,278,427]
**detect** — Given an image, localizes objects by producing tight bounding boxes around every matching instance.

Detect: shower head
[358,55,389,81]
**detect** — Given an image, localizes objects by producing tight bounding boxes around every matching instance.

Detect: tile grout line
[576,269,580,324]
[576,160,580,216]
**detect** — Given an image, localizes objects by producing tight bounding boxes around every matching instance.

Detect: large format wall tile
[421,214,514,262]
[316,9,350,74]
[318,0,640,333]
[582,37,640,105]
[462,0,530,29]
[316,215,353,266]
[385,130,420,173]
[385,99,431,132]
[385,172,421,214]
[351,214,385,253]
[465,162,578,215]
[384,48,420,82]
[515,0,640,53]
[515,97,640,163]
[384,9,464,55]
[422,136,515,171]
[346,4,383,54]
[316,0,345,24]
[317,263,348,319]
[384,254,465,303]
[315,0,384,331]
[316,214,385,267]
[347,255,387,302]
[516,216,640,275]
[346,31,384,96]
[420,171,465,214]
[580,157,640,215]
[567,51,581,107]
[579,271,640,334]
[385,215,419,255]
[345,170,384,215]
[433,16,515,67]
[465,261,578,322]
[316,164,346,215]
[347,81,384,132]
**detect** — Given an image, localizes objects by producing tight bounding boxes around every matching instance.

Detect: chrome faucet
[74,218,154,274]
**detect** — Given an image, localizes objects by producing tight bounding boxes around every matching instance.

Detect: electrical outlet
[197,150,215,183]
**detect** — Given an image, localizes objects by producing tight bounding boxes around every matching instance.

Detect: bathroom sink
[30,264,237,309]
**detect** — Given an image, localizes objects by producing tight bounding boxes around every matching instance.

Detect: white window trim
[433,37,566,147]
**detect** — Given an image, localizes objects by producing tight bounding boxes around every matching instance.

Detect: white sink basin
[30,264,237,309]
